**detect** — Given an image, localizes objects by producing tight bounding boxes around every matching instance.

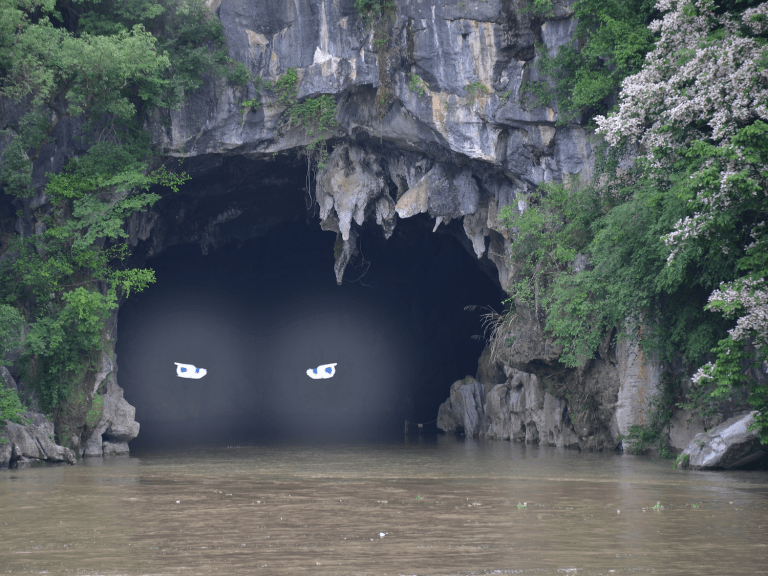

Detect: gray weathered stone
[437,377,485,437]
[613,338,661,445]
[1,413,76,468]
[481,368,579,447]
[102,441,130,457]
[82,379,140,457]
[668,409,707,452]
[0,441,12,469]
[678,412,767,470]
[1,366,17,391]
[316,144,386,242]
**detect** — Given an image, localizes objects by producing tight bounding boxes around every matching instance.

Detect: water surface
[1,435,767,575]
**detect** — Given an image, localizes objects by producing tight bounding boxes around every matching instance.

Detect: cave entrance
[116,159,502,449]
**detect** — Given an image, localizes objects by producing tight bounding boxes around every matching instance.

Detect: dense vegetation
[526,0,658,122]
[0,0,239,422]
[504,0,768,447]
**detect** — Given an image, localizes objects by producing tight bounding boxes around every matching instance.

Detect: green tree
[525,0,657,121]
[0,0,226,414]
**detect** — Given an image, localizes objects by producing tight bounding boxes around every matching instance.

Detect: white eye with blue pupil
[307,363,337,379]
[175,362,207,379]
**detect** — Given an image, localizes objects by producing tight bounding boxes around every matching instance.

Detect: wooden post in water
[404,420,408,436]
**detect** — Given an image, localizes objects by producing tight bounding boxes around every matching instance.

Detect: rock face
[145,0,595,287]
[437,368,580,448]
[2,0,666,455]
[1,344,139,466]
[611,339,661,442]
[1,368,75,469]
[160,0,658,449]
[483,368,579,447]
[437,377,486,437]
[82,378,140,458]
[140,0,656,448]
[677,412,768,470]
[1,413,76,469]
[472,294,703,452]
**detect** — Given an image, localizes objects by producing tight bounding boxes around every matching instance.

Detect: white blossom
[596,1,768,254]
[708,278,768,349]
[596,0,768,382]
[743,4,768,34]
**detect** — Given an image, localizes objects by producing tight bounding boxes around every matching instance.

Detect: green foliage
[241,99,261,110]
[85,393,104,428]
[0,304,24,365]
[408,74,428,98]
[464,81,488,104]
[0,143,183,411]
[354,0,396,27]
[0,0,207,416]
[353,0,396,113]
[240,98,260,125]
[273,67,299,107]
[526,0,555,16]
[267,68,338,174]
[500,14,768,434]
[0,380,25,424]
[287,94,338,141]
[674,453,690,469]
[498,144,736,372]
[524,0,656,121]
[73,0,248,101]
[686,337,768,443]
[240,76,272,123]
[0,0,239,196]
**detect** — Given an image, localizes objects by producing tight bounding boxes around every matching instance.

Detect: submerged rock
[677,412,767,470]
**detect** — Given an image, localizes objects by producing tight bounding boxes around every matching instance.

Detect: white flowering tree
[596,0,768,438]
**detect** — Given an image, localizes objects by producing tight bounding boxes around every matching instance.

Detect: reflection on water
[1,434,767,575]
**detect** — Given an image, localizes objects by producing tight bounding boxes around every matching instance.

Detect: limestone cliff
[1,0,669,456]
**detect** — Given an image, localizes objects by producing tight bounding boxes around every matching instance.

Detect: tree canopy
[0,0,239,414]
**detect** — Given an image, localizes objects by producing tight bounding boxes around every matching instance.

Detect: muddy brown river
[1,434,767,575]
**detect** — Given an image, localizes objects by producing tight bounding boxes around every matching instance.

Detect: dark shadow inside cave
[117,201,502,449]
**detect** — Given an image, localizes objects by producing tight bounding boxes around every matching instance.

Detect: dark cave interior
[116,194,503,448]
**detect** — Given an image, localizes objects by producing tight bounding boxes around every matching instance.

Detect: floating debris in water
[175,362,206,379]
[306,363,337,379]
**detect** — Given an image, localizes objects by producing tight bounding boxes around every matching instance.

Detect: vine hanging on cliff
[354,0,397,114]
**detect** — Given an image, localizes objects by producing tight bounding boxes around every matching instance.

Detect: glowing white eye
[175,362,207,379]
[306,363,337,379]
